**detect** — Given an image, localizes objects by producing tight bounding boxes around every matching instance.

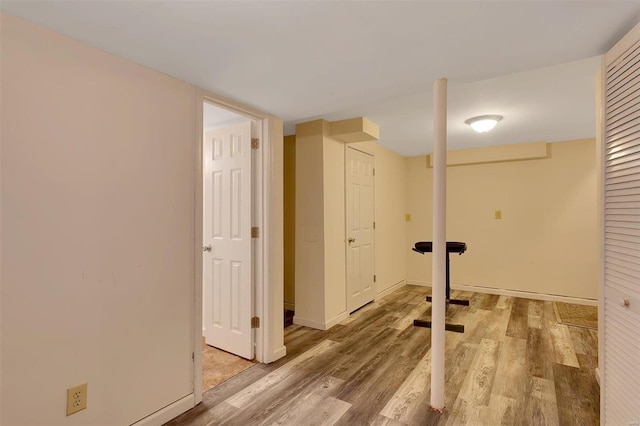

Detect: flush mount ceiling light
[465,115,503,133]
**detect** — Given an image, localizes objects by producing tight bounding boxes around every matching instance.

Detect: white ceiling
[290,55,602,155]
[3,1,640,156]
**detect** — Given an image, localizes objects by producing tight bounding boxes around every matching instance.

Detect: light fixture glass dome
[465,115,503,133]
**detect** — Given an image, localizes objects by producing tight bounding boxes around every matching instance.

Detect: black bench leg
[415,248,468,333]
[413,319,465,333]
[425,251,469,306]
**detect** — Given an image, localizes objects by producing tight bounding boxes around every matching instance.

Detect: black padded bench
[412,241,469,333]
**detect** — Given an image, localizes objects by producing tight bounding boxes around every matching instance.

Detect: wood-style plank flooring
[166,285,599,425]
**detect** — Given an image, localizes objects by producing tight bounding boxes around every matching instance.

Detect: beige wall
[294,121,326,326]
[406,138,599,300]
[283,135,296,309]
[351,141,408,296]
[323,134,348,322]
[1,13,196,425]
[293,118,408,329]
[265,117,286,362]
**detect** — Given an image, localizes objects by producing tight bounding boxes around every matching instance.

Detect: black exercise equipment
[412,241,469,333]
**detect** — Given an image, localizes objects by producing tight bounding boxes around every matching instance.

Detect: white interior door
[346,147,375,312]
[203,120,253,360]
[601,22,640,425]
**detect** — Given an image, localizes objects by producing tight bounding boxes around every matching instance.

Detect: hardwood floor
[166,285,599,425]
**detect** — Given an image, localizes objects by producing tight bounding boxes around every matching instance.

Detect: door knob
[348,237,356,244]
[203,245,212,252]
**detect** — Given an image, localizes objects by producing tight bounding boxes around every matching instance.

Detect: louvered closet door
[603,22,640,426]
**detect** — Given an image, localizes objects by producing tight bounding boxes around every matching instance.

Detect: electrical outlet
[66,383,87,416]
[495,210,502,220]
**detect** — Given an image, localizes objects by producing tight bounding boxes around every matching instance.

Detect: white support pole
[430,78,447,412]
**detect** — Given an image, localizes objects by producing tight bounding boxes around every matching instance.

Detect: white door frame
[193,88,285,405]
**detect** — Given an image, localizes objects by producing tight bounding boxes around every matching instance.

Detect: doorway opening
[193,90,285,406]
[200,100,258,393]
[283,135,296,329]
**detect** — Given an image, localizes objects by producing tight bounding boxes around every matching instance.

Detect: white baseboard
[131,394,194,426]
[376,280,407,299]
[293,315,325,330]
[293,311,349,330]
[284,301,295,311]
[267,345,287,364]
[325,311,349,329]
[407,280,430,287]
[406,280,598,306]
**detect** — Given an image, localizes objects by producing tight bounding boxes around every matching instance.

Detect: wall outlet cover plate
[66,383,88,416]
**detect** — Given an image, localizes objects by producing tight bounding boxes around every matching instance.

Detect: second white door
[203,120,253,360]
[346,147,375,312]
